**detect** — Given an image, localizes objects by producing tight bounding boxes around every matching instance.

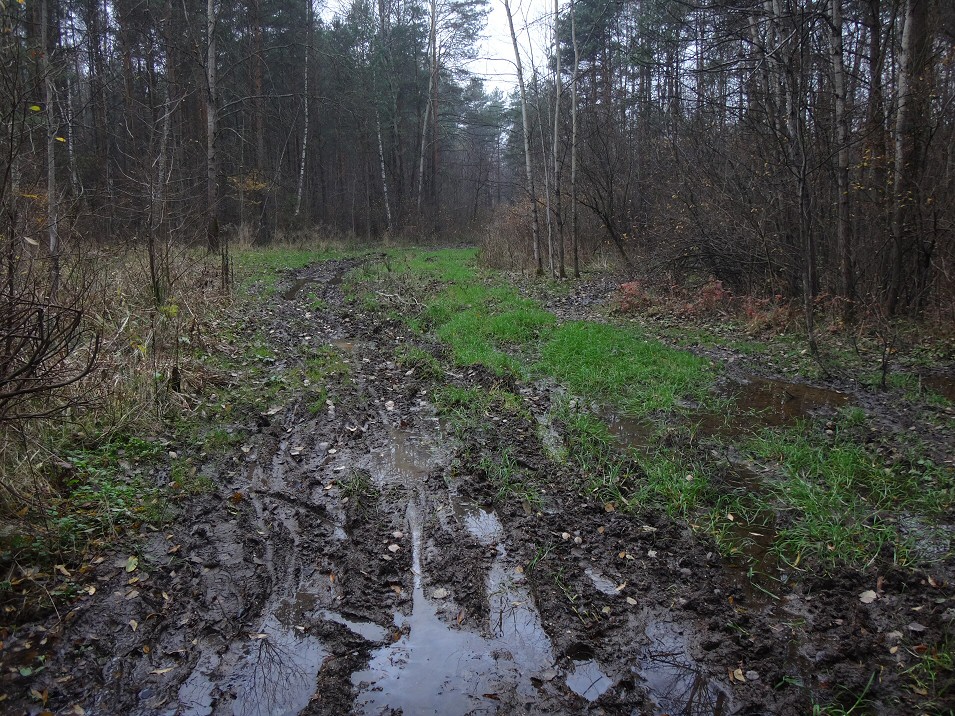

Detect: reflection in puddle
[638,621,730,716]
[453,498,503,545]
[566,659,613,701]
[282,276,320,300]
[585,566,618,596]
[177,616,328,716]
[696,378,849,436]
[356,433,555,714]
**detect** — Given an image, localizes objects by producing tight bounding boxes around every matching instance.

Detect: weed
[811,671,875,715]
[341,468,379,508]
[904,640,954,708]
[479,448,540,506]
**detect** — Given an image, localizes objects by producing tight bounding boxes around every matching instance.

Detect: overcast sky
[471,0,552,93]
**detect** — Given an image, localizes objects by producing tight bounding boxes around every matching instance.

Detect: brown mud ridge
[3,259,954,715]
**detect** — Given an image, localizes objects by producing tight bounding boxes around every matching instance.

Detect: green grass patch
[746,425,954,569]
[539,322,713,416]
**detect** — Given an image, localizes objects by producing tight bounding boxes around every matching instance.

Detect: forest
[1,0,954,713]
[3,0,954,307]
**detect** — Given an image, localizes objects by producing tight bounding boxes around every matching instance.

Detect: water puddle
[600,409,656,451]
[584,566,619,596]
[564,643,612,701]
[177,616,328,716]
[282,276,320,300]
[363,421,447,489]
[637,620,731,716]
[696,378,849,436]
[452,497,504,545]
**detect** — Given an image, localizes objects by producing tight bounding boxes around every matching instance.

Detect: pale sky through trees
[322,0,551,92]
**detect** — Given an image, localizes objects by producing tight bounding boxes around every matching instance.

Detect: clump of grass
[479,448,540,506]
[395,345,444,381]
[341,468,380,510]
[434,385,527,437]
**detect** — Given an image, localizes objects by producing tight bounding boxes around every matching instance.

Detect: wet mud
[3,259,954,715]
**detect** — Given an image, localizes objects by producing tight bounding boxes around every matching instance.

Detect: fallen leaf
[615,582,628,592]
[71,706,85,715]
[859,590,878,604]
[601,606,611,615]
[125,556,139,572]
[908,622,927,633]
[387,544,400,553]
[626,597,638,606]
[733,668,746,683]
[603,502,615,512]
[150,667,174,675]
[129,619,138,632]
[889,645,899,654]
[55,564,71,577]
[125,589,140,600]
[928,575,942,588]
[432,588,449,600]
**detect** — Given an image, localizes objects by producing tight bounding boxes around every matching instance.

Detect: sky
[471,0,553,93]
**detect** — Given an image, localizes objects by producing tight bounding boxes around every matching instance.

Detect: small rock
[745,670,760,682]
[432,588,449,600]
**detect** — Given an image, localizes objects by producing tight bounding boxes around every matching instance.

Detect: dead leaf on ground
[859,590,878,604]
[124,556,138,573]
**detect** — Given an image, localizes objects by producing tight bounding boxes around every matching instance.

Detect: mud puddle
[638,620,731,716]
[177,616,327,716]
[354,418,557,713]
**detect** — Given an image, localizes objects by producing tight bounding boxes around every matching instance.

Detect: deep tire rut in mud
[4,258,954,715]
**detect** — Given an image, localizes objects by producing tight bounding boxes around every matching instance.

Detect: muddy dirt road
[3,258,953,715]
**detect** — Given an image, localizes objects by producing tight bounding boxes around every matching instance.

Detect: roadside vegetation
[355,247,954,579]
[0,241,351,622]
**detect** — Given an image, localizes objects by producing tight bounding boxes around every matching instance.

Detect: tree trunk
[570,0,580,278]
[42,0,59,296]
[552,0,565,278]
[294,0,311,219]
[831,0,854,315]
[206,0,220,259]
[888,0,931,314]
[504,0,542,274]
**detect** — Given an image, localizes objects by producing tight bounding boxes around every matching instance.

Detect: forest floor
[2,247,954,715]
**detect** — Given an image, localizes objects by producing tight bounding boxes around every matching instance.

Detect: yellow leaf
[29,105,41,112]
[125,556,138,572]
[55,136,66,142]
